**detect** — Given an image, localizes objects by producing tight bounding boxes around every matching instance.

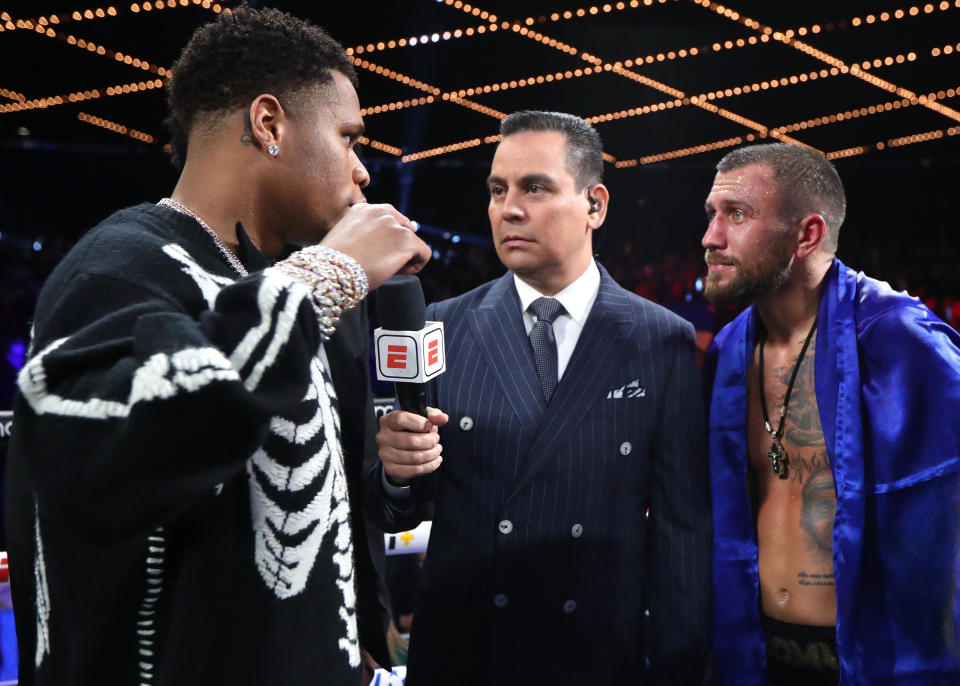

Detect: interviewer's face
[270,70,370,246]
[487,131,596,295]
[701,163,794,304]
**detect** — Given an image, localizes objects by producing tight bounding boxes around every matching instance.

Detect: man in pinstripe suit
[369,111,711,684]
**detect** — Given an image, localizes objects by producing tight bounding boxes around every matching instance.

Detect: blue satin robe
[705,259,960,685]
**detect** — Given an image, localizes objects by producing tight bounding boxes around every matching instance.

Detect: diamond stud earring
[267,144,279,157]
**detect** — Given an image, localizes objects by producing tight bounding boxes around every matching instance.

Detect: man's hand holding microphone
[377,408,448,487]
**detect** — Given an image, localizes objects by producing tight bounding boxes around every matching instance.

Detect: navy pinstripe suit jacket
[368,265,711,684]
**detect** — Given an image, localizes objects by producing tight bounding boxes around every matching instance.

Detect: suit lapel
[505,268,642,503]
[466,272,545,438]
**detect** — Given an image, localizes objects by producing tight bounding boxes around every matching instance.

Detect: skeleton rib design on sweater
[6,203,362,685]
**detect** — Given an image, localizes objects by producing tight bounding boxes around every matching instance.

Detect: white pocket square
[606,378,645,399]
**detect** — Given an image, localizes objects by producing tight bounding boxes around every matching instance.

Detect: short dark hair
[717,143,846,253]
[165,6,356,166]
[500,111,603,189]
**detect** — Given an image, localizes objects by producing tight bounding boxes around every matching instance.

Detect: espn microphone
[374,275,446,501]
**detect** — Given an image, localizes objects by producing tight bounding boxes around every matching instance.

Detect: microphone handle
[395,383,438,502]
[395,383,428,418]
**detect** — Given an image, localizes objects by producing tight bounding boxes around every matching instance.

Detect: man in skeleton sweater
[5,8,430,685]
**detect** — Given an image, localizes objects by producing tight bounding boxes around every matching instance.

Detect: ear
[795,212,827,258]
[247,94,286,154]
[586,184,610,230]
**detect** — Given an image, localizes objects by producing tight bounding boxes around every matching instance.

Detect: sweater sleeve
[15,261,327,543]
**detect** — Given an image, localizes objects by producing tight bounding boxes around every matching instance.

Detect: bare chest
[746,334,840,623]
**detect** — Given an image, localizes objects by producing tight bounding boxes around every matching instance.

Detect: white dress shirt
[513,258,601,381]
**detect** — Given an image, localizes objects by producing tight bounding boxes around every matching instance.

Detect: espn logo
[374,323,446,383]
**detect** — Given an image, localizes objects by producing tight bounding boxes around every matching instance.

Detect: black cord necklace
[757,316,819,479]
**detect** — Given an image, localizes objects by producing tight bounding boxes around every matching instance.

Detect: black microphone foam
[376,275,425,331]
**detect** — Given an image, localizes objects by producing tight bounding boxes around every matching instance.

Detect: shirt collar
[513,259,601,327]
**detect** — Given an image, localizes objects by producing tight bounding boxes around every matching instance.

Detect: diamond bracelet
[273,245,369,340]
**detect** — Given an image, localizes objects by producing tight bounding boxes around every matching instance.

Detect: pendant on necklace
[767,440,788,478]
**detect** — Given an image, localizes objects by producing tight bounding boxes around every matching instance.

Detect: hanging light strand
[1,88,27,102]
[399,133,620,165]
[349,0,679,58]
[361,41,937,121]
[690,0,960,124]
[371,0,807,160]
[826,125,960,159]
[348,22,496,56]
[358,136,403,156]
[401,136,489,163]
[772,87,960,136]
[0,78,165,115]
[615,135,746,166]
[77,111,155,142]
[485,6,810,146]
[583,47,932,125]
[611,95,960,167]
[352,57,507,119]
[1,1,225,33]
[24,25,172,77]
[343,0,959,67]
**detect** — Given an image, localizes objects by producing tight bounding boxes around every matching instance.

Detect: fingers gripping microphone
[374,276,446,500]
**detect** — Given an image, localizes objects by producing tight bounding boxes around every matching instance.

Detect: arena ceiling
[4,0,960,170]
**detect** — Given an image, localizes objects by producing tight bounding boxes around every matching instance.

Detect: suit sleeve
[644,320,712,684]
[15,266,323,543]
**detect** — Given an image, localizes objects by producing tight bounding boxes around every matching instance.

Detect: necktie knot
[528,297,564,325]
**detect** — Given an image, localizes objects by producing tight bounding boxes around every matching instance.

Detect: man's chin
[704,288,744,305]
[704,275,743,305]
[496,251,533,275]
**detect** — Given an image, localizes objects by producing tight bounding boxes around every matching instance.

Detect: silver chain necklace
[157,197,249,277]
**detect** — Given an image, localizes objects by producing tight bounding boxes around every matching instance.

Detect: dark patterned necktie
[528,297,565,403]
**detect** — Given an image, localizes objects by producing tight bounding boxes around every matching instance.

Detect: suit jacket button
[619,441,632,456]
[570,523,583,538]
[493,593,509,608]
[562,599,577,614]
[459,416,474,431]
[498,519,514,534]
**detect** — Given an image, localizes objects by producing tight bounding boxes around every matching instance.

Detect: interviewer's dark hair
[164,6,356,166]
[500,111,603,189]
[717,143,846,254]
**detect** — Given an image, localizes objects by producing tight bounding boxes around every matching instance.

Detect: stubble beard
[703,234,794,305]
